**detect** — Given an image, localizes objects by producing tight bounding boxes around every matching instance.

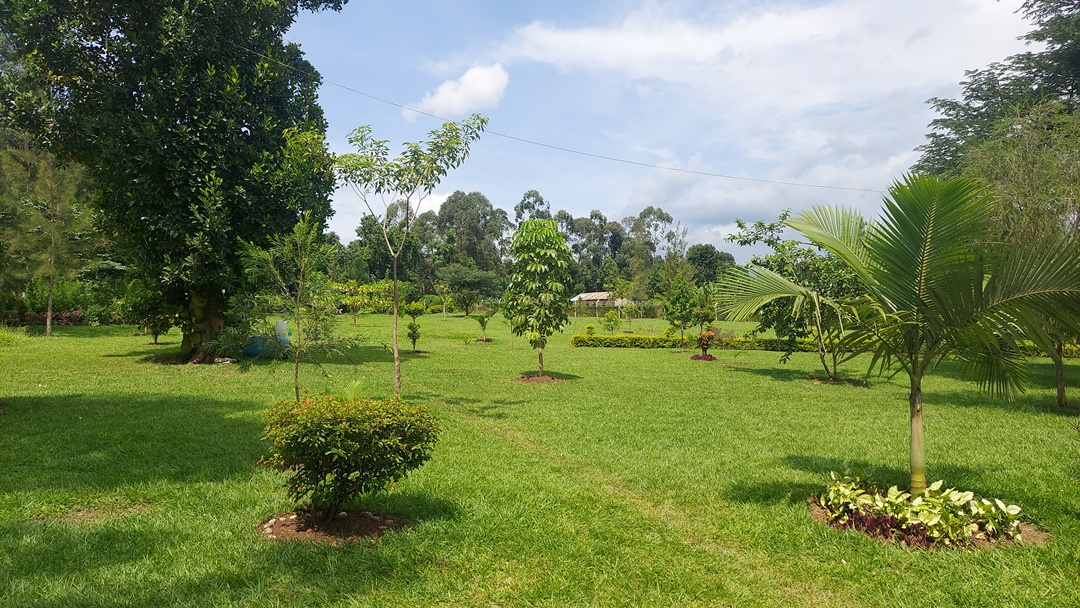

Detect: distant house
[570,291,632,315]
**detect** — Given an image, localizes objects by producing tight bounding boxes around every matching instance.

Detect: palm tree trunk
[909,371,927,494]
[1055,342,1067,408]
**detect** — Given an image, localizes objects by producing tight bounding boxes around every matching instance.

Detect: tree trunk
[45,274,55,337]
[909,372,927,495]
[180,291,226,363]
[391,256,402,397]
[294,346,302,402]
[538,346,544,377]
[1055,341,1067,408]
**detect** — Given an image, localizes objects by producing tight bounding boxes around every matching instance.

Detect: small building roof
[570,291,610,302]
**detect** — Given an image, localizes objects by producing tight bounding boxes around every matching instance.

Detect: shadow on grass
[724,480,823,505]
[2,393,267,494]
[781,454,983,490]
[724,363,871,387]
[921,388,1080,417]
[0,513,443,607]
[362,490,462,523]
[412,393,528,421]
[515,370,584,381]
[917,359,1080,416]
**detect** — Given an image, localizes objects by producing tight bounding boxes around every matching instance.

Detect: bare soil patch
[690,354,717,361]
[258,510,404,544]
[806,377,866,386]
[517,374,564,384]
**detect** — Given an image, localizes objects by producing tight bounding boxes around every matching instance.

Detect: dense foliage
[819,472,1023,547]
[1,0,343,359]
[503,219,573,376]
[915,0,1080,174]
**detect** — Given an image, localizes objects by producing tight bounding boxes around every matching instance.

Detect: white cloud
[404,63,509,121]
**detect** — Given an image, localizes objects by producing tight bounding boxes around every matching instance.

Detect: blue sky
[287,0,1034,261]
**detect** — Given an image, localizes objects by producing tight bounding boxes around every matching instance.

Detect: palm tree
[734,174,1080,493]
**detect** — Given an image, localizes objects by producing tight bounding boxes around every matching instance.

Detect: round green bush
[264,395,439,514]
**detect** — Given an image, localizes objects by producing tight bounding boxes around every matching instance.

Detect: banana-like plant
[788,174,1080,493]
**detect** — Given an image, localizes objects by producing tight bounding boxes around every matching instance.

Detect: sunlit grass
[1,314,1078,606]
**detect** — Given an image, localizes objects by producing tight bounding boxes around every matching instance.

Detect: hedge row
[570,333,1080,358]
[569,334,827,351]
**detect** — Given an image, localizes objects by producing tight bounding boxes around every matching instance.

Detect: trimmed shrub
[570,332,1079,359]
[263,395,439,515]
[571,332,876,353]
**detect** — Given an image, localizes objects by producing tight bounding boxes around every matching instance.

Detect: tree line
[332,188,734,307]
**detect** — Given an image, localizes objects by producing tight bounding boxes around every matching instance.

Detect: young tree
[0,146,91,336]
[402,301,424,352]
[242,211,345,402]
[787,173,1080,493]
[722,211,863,379]
[601,309,621,334]
[471,308,496,341]
[337,115,487,397]
[503,219,573,377]
[664,274,696,351]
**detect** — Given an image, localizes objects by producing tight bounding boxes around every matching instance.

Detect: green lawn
[1,315,1078,607]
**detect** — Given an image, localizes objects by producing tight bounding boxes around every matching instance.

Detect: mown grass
[1,314,1078,607]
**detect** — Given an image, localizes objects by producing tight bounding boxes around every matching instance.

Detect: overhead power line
[236,41,884,195]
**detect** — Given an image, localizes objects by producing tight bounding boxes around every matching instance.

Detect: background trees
[0,0,344,360]
[915,0,1080,175]
[0,143,92,335]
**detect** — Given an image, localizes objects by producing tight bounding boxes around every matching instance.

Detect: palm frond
[786,206,877,292]
[715,265,817,322]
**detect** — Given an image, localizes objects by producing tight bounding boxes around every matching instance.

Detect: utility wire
[237,41,884,195]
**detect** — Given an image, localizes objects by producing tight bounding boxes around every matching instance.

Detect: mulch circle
[516,374,563,383]
[474,338,492,343]
[690,354,717,361]
[808,500,1050,549]
[259,510,405,544]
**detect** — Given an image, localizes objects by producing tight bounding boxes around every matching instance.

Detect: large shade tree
[0,0,343,361]
[782,174,1080,493]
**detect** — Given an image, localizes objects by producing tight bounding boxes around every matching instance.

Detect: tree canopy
[914,0,1080,174]
[0,0,345,360]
